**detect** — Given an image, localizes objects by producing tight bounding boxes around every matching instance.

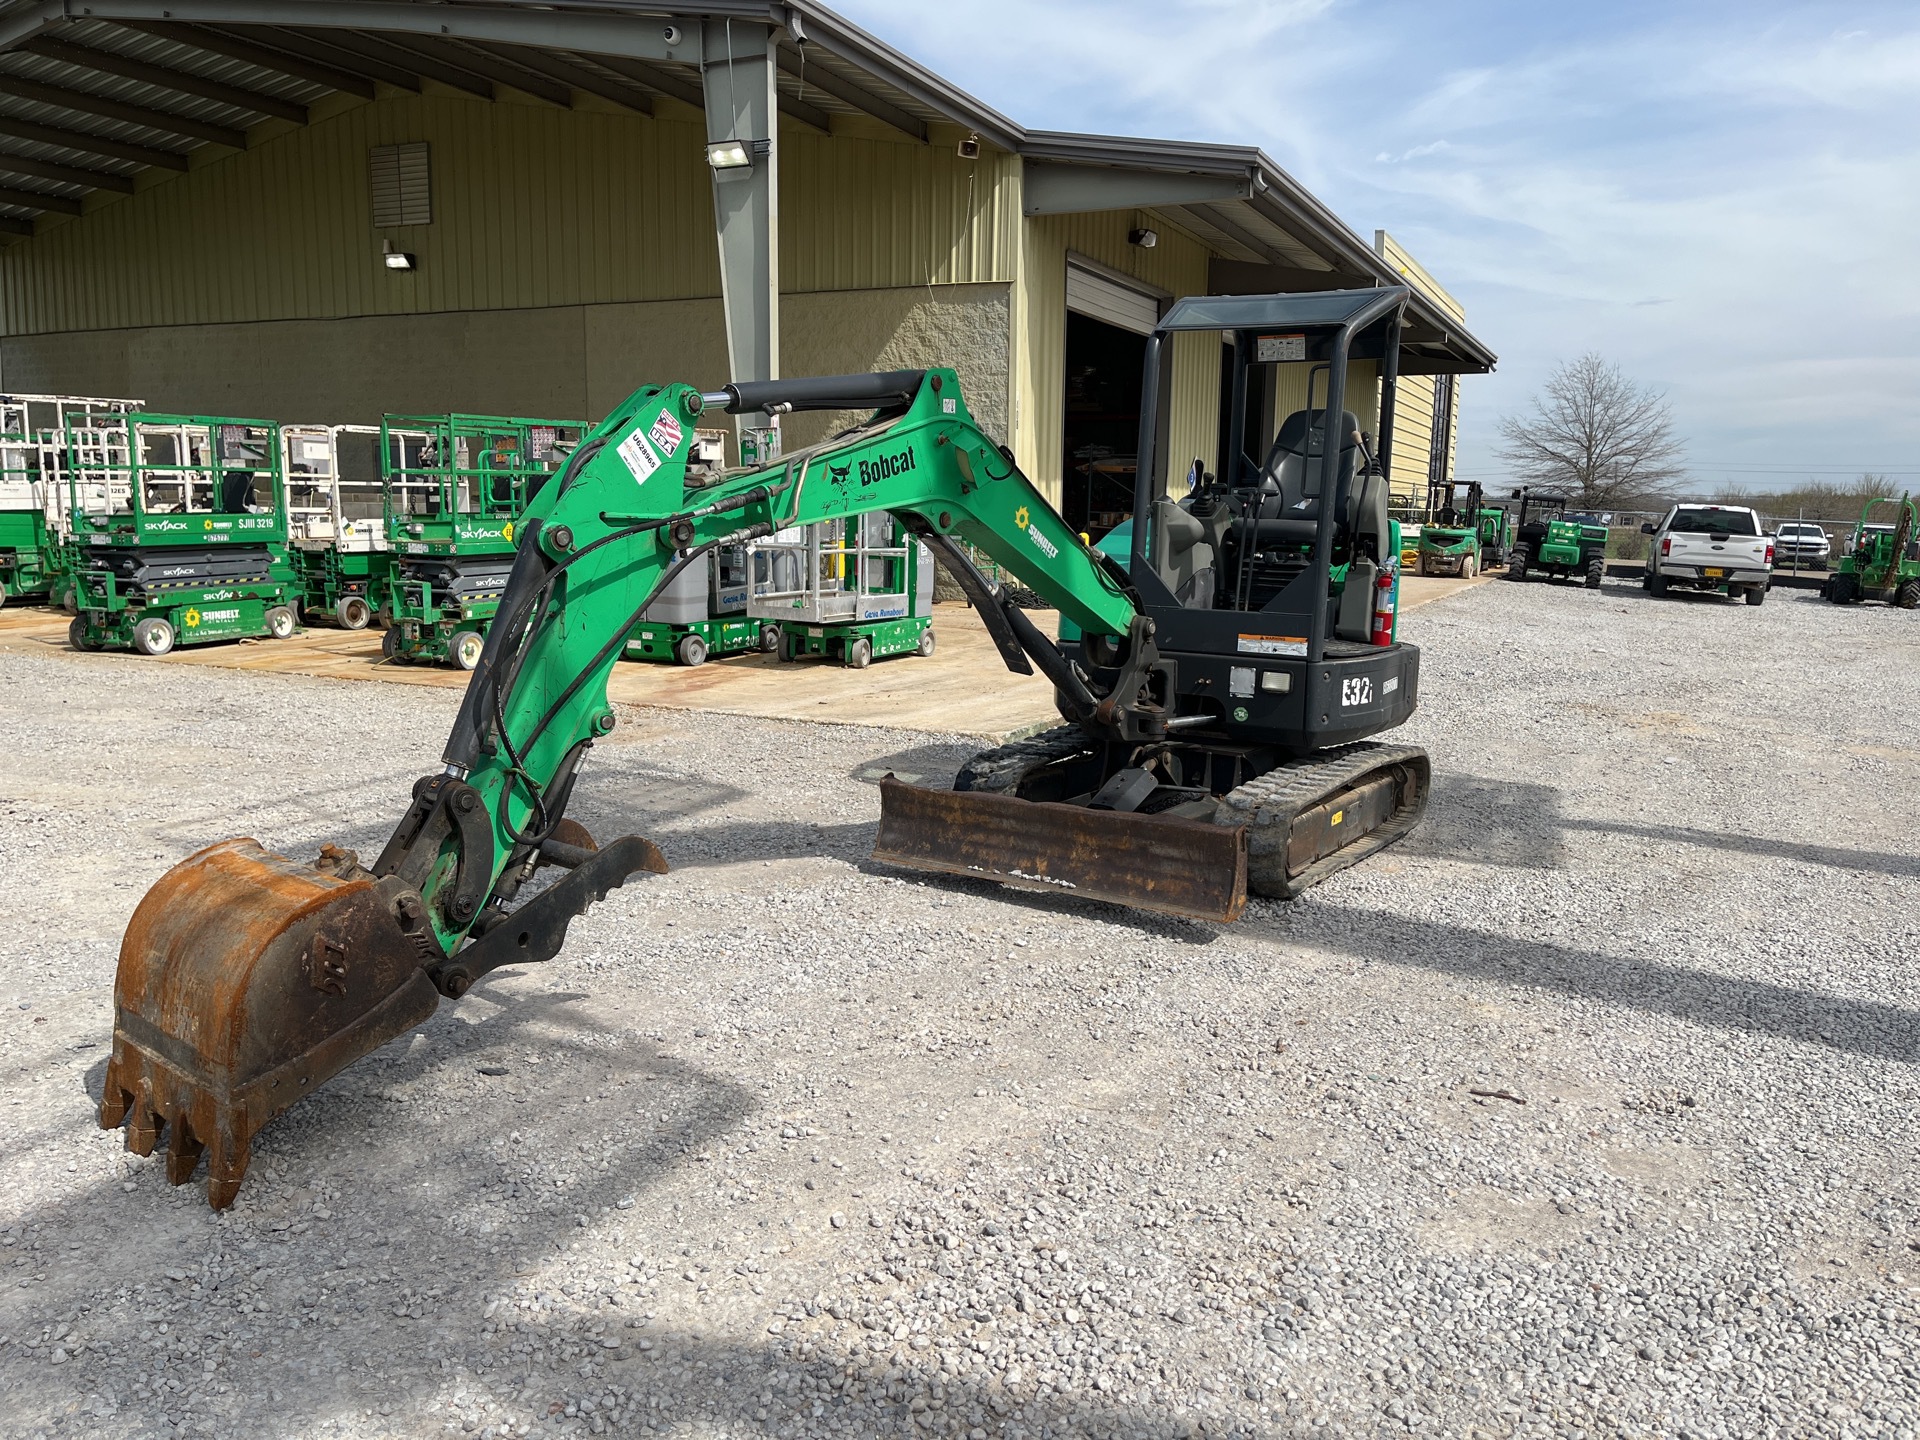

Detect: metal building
[0,0,1492,528]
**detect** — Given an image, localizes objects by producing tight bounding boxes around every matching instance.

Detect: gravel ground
[1,576,1917,1440]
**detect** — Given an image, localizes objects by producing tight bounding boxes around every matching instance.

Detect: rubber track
[953,725,1095,794]
[1212,741,1431,901]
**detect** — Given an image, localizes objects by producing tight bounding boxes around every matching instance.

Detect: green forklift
[65,413,301,655]
[1505,488,1608,588]
[379,413,586,669]
[1415,480,1510,577]
[1825,494,1920,607]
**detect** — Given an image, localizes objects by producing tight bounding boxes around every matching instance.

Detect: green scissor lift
[284,423,408,630]
[0,393,141,608]
[66,412,301,655]
[379,413,586,669]
[1826,494,1920,608]
[748,511,934,668]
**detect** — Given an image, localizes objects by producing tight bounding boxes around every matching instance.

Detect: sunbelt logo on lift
[857,447,916,487]
[1015,505,1058,560]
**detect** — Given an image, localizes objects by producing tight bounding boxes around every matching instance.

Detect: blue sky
[836,0,1920,494]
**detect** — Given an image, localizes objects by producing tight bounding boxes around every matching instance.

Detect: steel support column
[703,21,778,392]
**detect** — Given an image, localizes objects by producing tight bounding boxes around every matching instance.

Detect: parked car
[1641,504,1774,605]
[1773,520,1831,569]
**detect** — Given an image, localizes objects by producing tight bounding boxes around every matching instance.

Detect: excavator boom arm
[394,371,1139,957]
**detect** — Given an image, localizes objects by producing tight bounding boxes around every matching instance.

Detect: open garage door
[1062,259,1163,538]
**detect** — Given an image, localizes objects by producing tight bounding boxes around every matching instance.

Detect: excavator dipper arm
[100,370,1168,1207]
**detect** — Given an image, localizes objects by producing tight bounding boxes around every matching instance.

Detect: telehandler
[101,289,1448,1207]
[1825,495,1920,607]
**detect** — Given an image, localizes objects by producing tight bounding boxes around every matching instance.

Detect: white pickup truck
[1642,504,1774,605]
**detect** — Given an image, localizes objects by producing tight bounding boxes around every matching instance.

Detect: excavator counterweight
[100,287,1471,1206]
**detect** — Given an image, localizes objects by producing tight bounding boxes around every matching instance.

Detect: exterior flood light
[706,138,770,171]
[382,240,415,271]
[1128,227,1159,249]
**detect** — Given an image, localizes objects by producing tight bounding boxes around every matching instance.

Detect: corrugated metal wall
[0,92,1023,335]
[1374,232,1464,504]
[1013,211,1215,501]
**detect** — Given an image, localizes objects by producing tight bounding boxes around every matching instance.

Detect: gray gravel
[1,574,1917,1440]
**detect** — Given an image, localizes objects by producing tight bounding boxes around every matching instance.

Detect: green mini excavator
[100,288,1454,1207]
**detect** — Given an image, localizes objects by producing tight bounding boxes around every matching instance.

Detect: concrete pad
[0,571,1488,741]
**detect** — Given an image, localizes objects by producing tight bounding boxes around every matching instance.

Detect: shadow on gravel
[11,1000,764,1438]
[1567,816,1920,880]
[1244,906,1920,1065]
[1396,773,1567,870]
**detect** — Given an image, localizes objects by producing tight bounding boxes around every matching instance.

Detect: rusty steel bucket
[99,838,441,1208]
[871,779,1249,923]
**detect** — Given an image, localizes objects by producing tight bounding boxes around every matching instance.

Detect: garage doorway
[1060,259,1160,540]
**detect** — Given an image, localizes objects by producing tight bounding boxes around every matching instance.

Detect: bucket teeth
[165,1117,205,1186]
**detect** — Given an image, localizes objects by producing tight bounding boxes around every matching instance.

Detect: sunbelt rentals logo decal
[1015,505,1058,560]
[183,608,201,629]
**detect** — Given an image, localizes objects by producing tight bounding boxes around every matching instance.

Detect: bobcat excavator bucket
[872,780,1252,923]
[98,838,443,1208]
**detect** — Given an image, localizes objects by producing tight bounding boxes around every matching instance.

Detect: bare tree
[1496,354,1685,507]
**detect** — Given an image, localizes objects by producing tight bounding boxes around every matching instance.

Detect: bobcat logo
[828,462,853,503]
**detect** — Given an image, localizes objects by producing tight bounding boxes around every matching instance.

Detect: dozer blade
[873,779,1249,923]
[99,838,442,1209]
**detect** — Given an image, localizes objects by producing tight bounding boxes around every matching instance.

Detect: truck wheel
[1897,580,1920,610]
[759,624,782,653]
[133,617,175,656]
[1828,572,1859,605]
[265,605,296,640]
[68,616,99,652]
[335,595,372,630]
[916,627,936,658]
[847,636,873,669]
[448,630,484,671]
[1506,546,1530,581]
[1585,557,1605,589]
[1745,584,1767,607]
[677,633,709,667]
[1649,571,1668,596]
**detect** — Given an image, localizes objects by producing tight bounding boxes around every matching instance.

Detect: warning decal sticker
[1237,634,1307,657]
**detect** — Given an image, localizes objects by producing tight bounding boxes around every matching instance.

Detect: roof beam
[0,75,248,148]
[0,149,134,192]
[285,30,490,99]
[777,46,925,142]
[481,44,655,115]
[15,3,690,64]
[588,53,704,110]
[117,21,378,99]
[0,112,188,169]
[1022,161,1252,217]
[0,214,34,237]
[22,34,307,123]
[775,85,830,136]
[377,34,571,107]
[249,28,421,93]
[1189,201,1287,265]
[0,183,80,214]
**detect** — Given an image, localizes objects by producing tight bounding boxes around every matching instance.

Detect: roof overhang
[0,0,1494,373]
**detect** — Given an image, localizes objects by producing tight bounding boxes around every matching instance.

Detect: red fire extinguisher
[1370,565,1397,646]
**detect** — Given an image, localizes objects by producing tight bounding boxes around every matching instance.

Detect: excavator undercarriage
[100,287,1454,1206]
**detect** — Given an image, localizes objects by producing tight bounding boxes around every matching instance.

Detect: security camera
[662,24,682,45]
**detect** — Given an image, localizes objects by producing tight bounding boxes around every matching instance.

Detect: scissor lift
[0,394,141,608]
[284,423,409,630]
[749,512,934,668]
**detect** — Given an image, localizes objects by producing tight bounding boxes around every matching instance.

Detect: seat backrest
[1264,409,1360,519]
